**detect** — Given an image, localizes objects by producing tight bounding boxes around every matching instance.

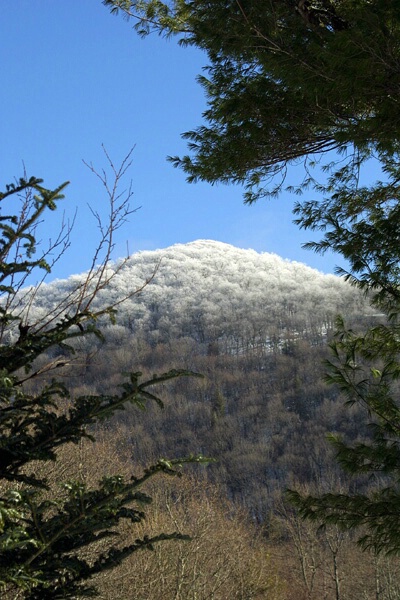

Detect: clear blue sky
[2,1,354,279]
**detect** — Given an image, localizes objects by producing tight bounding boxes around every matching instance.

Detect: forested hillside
[17,240,400,598]
[21,241,371,512]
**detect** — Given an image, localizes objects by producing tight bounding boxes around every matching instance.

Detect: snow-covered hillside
[11,240,369,350]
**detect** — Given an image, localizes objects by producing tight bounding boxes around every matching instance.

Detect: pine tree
[103,0,400,202]
[0,170,204,598]
[285,157,400,554]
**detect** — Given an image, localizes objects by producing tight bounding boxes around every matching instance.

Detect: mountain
[10,240,374,522]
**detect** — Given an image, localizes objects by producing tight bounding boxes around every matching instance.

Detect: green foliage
[104,0,400,202]
[0,177,207,598]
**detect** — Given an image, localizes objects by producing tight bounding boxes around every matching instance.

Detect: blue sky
[2,1,351,279]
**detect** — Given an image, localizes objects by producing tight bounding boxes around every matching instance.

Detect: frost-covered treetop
[15,240,369,346]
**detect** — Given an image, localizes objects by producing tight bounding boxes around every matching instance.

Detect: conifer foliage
[0,174,202,598]
[287,159,400,555]
[104,0,400,202]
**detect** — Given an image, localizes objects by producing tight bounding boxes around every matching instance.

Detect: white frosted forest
[10,240,370,353]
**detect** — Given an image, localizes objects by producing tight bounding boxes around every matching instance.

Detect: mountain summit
[23,240,368,350]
